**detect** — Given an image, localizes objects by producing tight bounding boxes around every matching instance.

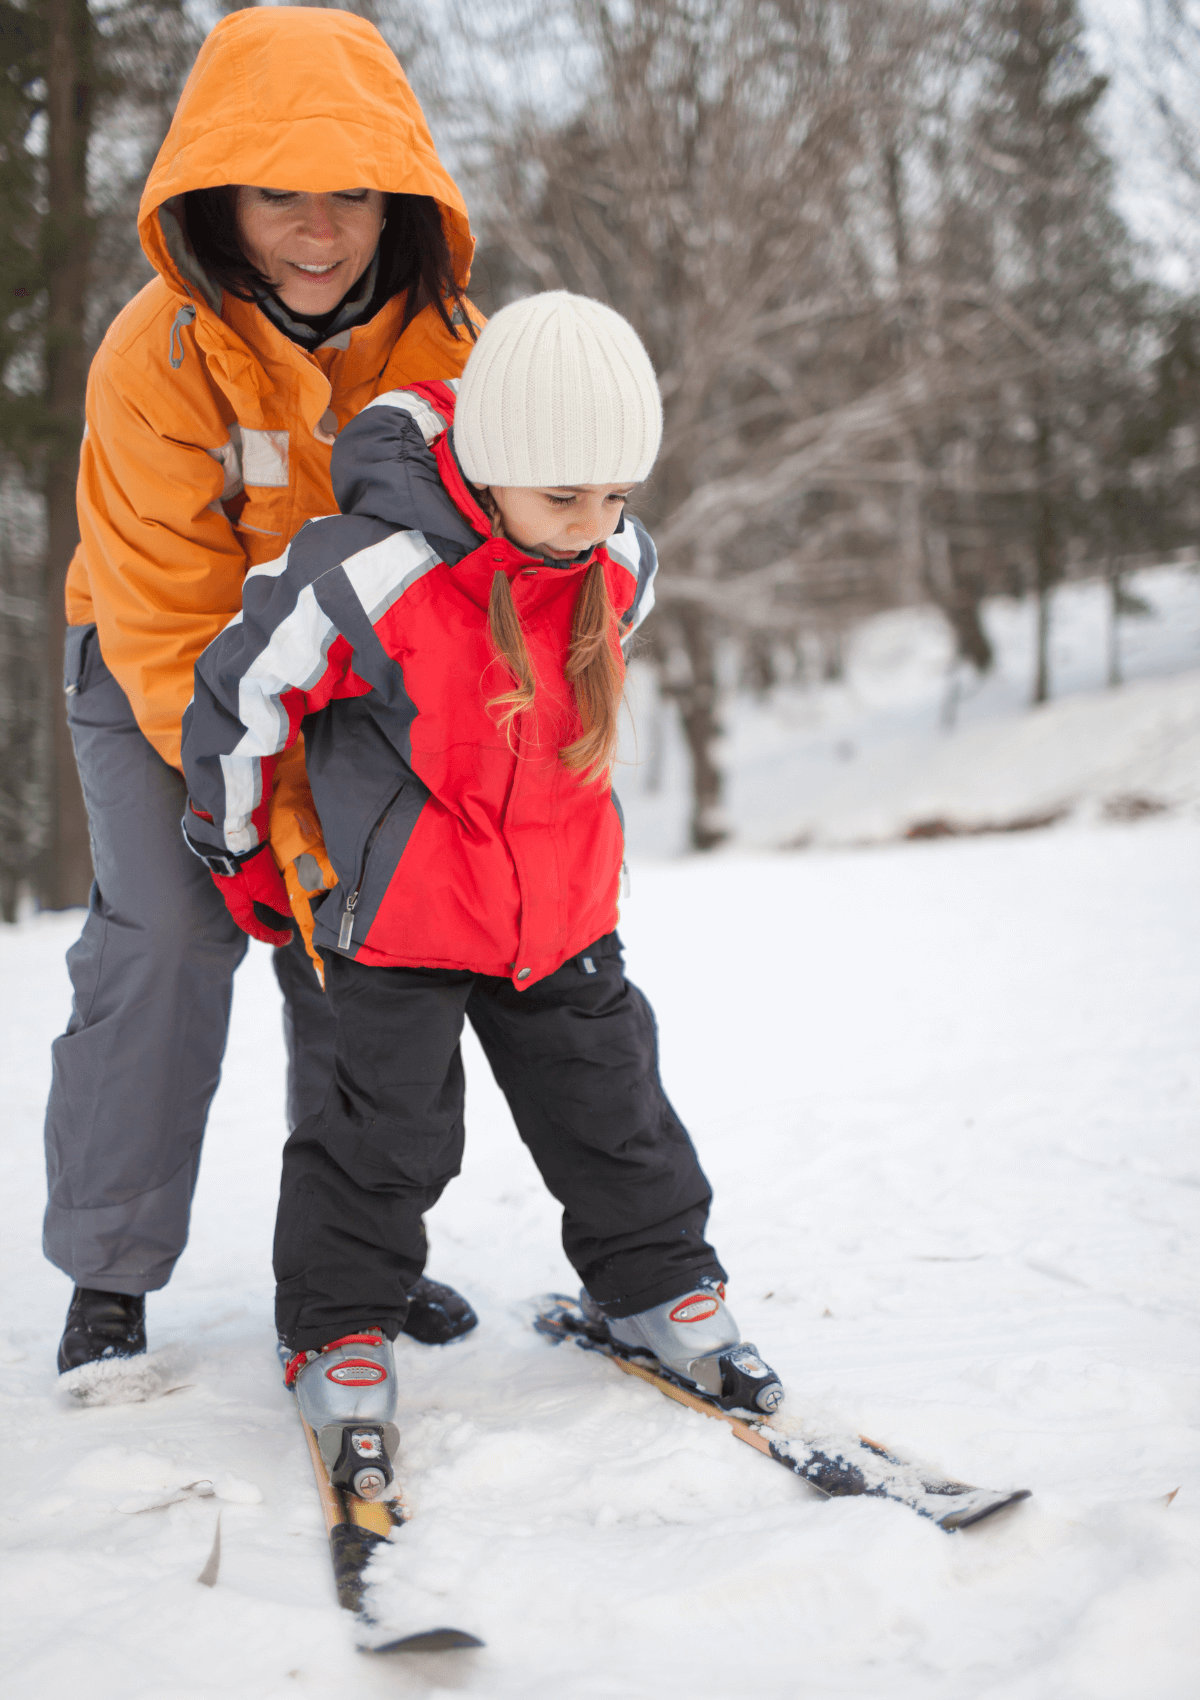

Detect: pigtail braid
[486,570,538,748]
[480,489,624,778]
[559,559,624,783]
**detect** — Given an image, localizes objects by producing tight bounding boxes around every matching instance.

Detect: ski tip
[531,1293,577,1312]
[530,1294,581,1340]
[359,1626,485,1654]
[938,1487,1032,1530]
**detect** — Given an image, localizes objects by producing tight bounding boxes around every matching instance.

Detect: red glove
[206,841,295,947]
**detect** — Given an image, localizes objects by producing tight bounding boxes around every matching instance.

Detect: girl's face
[235,188,386,315]
[487,484,635,560]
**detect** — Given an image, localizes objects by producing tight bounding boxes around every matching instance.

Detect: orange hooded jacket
[66,6,480,895]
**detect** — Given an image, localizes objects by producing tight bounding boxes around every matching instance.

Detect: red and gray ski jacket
[180,382,657,989]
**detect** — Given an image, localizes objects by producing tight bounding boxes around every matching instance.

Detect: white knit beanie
[454,292,663,488]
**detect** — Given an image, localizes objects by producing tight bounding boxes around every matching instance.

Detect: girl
[181,292,782,1499]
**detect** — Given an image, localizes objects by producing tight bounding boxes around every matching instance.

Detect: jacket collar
[253,254,381,351]
[187,289,419,437]
[434,429,493,537]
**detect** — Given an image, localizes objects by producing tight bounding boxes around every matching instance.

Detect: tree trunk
[820,628,844,683]
[946,593,994,674]
[924,527,994,674]
[39,0,95,908]
[1106,562,1122,688]
[1032,419,1056,707]
[662,607,728,853]
[1033,563,1052,706]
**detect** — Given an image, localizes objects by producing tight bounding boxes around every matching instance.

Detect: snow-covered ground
[2,567,1198,1696]
[618,565,1200,855]
[2,812,1198,1699]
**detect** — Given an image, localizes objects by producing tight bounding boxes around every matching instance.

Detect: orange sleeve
[269,747,334,875]
[76,346,252,772]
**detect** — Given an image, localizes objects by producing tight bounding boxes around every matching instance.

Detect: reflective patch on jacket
[205,422,290,505]
[241,427,289,488]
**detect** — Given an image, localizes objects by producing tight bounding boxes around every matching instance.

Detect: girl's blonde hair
[483,504,624,784]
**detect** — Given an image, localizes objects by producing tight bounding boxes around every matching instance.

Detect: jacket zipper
[338,785,406,949]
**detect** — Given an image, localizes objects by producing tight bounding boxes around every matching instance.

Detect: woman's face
[235,188,386,315]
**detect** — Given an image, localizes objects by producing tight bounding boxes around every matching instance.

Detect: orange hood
[138,6,473,307]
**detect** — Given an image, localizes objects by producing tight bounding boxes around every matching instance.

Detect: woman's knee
[78,861,218,958]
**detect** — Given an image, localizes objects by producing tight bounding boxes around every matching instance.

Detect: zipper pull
[338,889,359,950]
[621,861,631,899]
[169,302,197,369]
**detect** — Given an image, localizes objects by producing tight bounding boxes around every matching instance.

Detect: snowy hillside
[619,564,1200,854]
[2,816,1198,1699]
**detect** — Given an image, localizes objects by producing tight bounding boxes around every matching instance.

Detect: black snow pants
[275,932,725,1350]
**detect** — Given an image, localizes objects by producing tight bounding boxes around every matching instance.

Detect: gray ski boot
[582,1283,784,1415]
[284,1330,400,1500]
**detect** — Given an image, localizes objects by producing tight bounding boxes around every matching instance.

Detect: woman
[46,6,480,1372]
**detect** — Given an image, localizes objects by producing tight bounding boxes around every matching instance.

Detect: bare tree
[460,2,905,841]
[1143,0,1200,218]
[964,0,1148,705]
[459,0,1094,841]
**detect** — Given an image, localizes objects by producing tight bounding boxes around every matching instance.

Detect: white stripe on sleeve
[243,544,292,587]
[219,582,339,852]
[360,389,449,445]
[604,524,641,587]
[341,530,441,625]
[631,565,655,631]
[607,523,656,632]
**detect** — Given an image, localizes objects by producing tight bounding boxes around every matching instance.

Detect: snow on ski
[533,1295,1031,1531]
[296,1404,484,1654]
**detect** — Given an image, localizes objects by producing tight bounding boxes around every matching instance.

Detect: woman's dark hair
[181,186,473,340]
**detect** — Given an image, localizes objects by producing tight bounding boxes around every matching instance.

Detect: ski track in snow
[1,814,1197,1698]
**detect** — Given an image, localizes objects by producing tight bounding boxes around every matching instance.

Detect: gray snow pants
[42,624,336,1295]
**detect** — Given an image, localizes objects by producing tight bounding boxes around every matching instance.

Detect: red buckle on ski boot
[283,1331,384,1389]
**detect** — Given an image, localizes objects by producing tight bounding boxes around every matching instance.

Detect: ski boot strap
[283,1330,385,1389]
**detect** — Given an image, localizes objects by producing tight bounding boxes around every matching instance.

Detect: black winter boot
[57,1286,147,1373]
[399,1276,478,1345]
